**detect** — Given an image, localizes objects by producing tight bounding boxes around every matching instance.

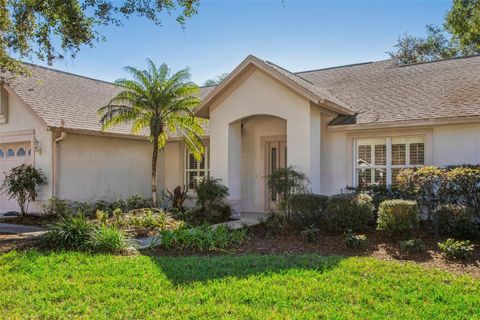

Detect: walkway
[136,212,268,249]
[0,223,46,236]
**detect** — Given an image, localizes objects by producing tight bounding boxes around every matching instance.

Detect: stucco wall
[319,121,480,196]
[209,69,315,212]
[433,123,480,166]
[320,115,349,195]
[162,141,183,192]
[57,133,164,203]
[0,90,53,212]
[241,115,286,212]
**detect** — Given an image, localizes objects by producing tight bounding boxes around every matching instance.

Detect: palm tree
[98,59,205,207]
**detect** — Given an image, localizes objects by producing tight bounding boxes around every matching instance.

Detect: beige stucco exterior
[56,133,162,203]
[1,63,479,215]
[0,89,53,212]
[0,87,174,212]
[208,69,323,214]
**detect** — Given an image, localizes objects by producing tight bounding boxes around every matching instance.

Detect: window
[354,136,425,188]
[16,148,26,157]
[6,148,14,157]
[0,149,3,158]
[184,147,210,191]
[355,138,387,188]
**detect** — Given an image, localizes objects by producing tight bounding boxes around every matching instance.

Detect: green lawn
[1,251,479,319]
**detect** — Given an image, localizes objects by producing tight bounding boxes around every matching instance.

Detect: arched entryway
[239,115,287,213]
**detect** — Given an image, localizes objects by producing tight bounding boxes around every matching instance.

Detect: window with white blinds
[184,147,210,191]
[354,136,425,188]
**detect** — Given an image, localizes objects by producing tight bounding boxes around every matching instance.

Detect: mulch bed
[232,225,480,278]
[0,233,44,254]
[146,225,480,278]
[2,222,479,278]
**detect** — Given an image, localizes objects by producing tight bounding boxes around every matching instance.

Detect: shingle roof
[5,63,131,135]
[296,56,480,125]
[3,55,480,137]
[264,60,355,114]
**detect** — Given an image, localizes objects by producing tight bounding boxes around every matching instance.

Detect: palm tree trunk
[151,134,159,208]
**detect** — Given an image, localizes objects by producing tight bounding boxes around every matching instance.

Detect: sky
[25,0,452,85]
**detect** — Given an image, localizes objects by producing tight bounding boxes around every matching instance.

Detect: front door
[266,140,286,210]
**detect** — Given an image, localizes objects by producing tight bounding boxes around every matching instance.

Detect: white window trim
[353,135,426,187]
[184,146,210,193]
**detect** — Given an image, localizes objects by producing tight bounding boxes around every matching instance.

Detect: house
[1,55,480,214]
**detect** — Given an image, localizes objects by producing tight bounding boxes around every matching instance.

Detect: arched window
[6,148,14,157]
[0,149,4,158]
[17,148,26,157]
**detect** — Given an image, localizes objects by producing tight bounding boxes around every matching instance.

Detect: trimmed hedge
[436,204,480,239]
[287,194,329,228]
[324,193,374,232]
[377,200,419,236]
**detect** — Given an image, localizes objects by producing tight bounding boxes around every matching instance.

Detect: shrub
[443,167,480,210]
[166,186,188,212]
[266,166,309,213]
[71,201,96,218]
[96,210,109,223]
[86,224,133,253]
[93,200,112,214]
[195,177,231,223]
[287,194,329,228]
[45,215,95,250]
[438,238,474,260]
[436,204,480,239]
[257,212,287,238]
[110,198,127,212]
[377,200,419,236]
[0,164,47,215]
[112,208,125,222]
[345,230,367,249]
[158,224,248,252]
[123,208,176,230]
[44,197,72,218]
[396,166,444,221]
[125,194,152,211]
[45,215,133,253]
[399,239,426,254]
[301,225,320,243]
[324,193,374,232]
[347,184,409,211]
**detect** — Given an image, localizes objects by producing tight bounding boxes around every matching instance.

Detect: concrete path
[136,212,268,250]
[0,223,46,235]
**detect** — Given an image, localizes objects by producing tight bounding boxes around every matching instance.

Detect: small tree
[1,164,47,215]
[266,166,309,216]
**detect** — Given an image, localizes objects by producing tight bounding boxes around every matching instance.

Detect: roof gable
[194,55,355,118]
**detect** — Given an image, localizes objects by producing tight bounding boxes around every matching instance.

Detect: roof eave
[328,115,480,131]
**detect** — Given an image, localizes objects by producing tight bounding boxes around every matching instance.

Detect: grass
[1,252,479,319]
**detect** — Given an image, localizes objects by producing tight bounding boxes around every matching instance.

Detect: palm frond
[98,104,139,130]
[99,60,202,156]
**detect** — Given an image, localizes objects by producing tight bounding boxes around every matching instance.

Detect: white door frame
[262,135,287,211]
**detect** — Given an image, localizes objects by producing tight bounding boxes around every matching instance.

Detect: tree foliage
[204,73,229,86]
[388,24,479,64]
[98,59,204,207]
[0,164,47,215]
[0,0,200,74]
[446,0,480,51]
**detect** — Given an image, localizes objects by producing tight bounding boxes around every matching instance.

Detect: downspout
[52,120,67,197]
